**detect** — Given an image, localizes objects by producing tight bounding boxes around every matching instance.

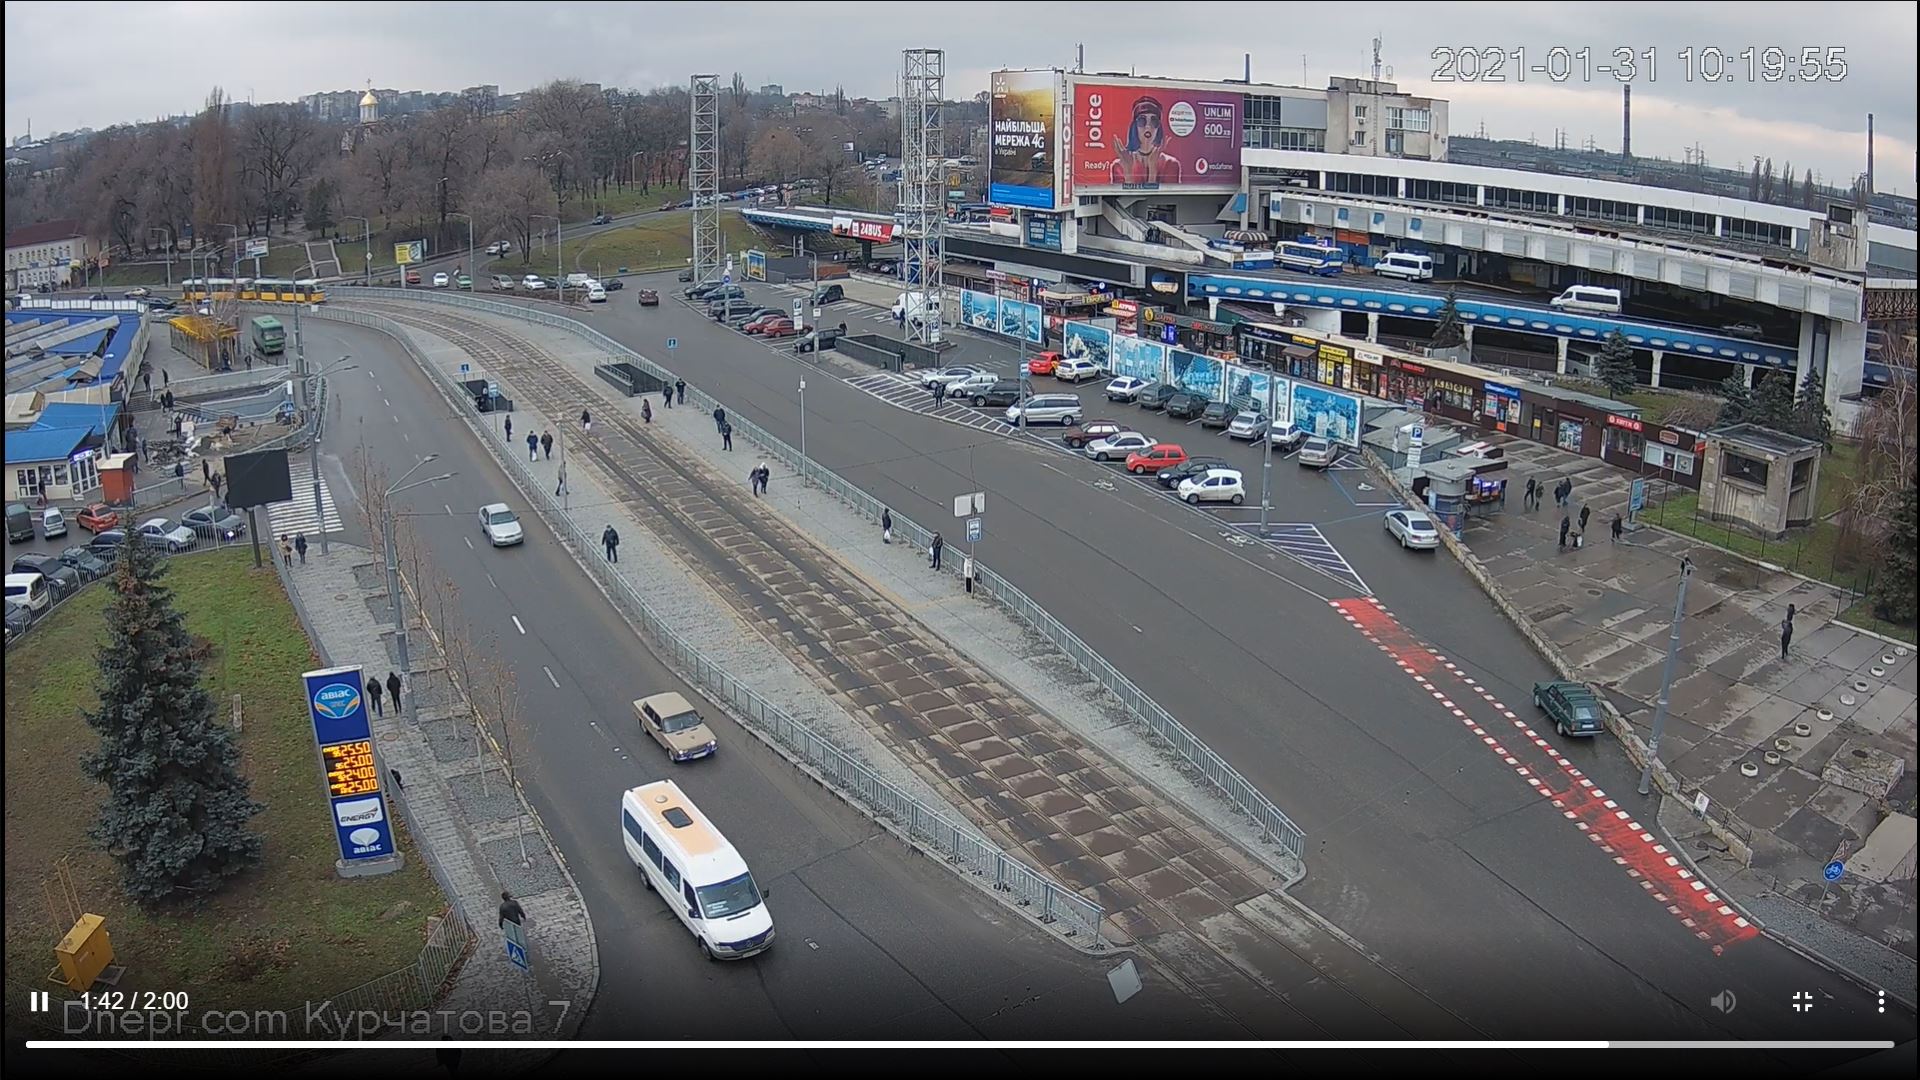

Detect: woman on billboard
[1110,96,1184,186]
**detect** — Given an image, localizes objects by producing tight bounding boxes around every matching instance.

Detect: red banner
[832,218,896,243]
[1070,82,1241,190]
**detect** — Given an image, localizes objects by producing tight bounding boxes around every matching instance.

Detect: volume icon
[1710,989,1736,1014]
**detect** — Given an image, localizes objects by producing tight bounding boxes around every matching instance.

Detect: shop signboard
[1070,80,1242,192]
[989,70,1063,210]
[303,665,396,865]
[1025,214,1064,251]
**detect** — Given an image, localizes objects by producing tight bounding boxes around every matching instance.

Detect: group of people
[1521,476,1625,550]
[748,463,772,497]
[362,669,405,717]
[525,430,556,462]
[278,533,308,567]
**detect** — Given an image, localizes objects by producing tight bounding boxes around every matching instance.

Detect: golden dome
[360,89,378,107]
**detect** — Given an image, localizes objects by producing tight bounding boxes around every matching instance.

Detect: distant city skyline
[5,1,1914,192]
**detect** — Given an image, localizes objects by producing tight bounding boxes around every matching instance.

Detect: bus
[1275,241,1345,276]
[620,780,774,960]
[249,315,286,356]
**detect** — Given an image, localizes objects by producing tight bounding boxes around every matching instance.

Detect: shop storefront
[1428,373,1483,424]
[1600,414,1703,490]
[1481,381,1523,434]
[1143,309,1237,359]
[1381,356,1434,410]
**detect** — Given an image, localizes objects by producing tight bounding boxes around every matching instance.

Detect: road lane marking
[512,615,527,635]
[544,666,560,688]
[444,505,452,516]
[383,398,390,407]
[486,573,497,589]
[464,537,473,549]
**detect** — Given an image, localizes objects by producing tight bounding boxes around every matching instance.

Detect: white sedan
[1084,431,1154,462]
[1177,468,1246,505]
[1104,376,1149,402]
[478,503,525,547]
[919,365,984,390]
[1384,509,1441,550]
[522,274,549,291]
[432,272,450,288]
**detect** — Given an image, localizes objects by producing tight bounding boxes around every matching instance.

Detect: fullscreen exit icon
[1791,990,1814,1013]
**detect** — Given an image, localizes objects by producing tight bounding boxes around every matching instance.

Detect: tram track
[358,298,1486,1043]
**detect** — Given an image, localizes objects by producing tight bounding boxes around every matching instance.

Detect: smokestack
[1621,85,1632,163]
[1867,112,1875,193]
[1244,53,1252,83]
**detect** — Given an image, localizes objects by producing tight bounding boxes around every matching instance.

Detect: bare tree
[471,163,555,264]
[749,129,808,189]
[190,88,239,245]
[1842,361,1918,543]
[238,103,320,236]
[484,655,530,866]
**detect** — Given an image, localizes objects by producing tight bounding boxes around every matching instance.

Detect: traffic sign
[1823,859,1845,883]
[503,917,530,972]
[666,338,678,350]
[458,363,471,375]
[966,516,982,543]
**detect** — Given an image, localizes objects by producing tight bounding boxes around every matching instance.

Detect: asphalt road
[560,273,1910,1046]
[302,319,1245,1041]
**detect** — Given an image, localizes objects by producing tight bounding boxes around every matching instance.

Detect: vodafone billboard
[1070,81,1241,192]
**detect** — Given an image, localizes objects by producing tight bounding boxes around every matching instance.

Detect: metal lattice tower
[899,49,945,344]
[689,74,722,282]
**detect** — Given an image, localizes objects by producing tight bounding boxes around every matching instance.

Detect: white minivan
[1550,285,1622,315]
[1372,252,1434,282]
[621,780,774,960]
[5,572,50,613]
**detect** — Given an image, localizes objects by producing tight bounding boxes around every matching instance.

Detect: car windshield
[487,510,517,526]
[657,708,704,733]
[694,872,762,919]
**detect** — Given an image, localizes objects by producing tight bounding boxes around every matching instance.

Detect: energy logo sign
[304,666,397,865]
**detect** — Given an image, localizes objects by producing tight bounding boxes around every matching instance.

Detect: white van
[5,571,50,613]
[1550,285,1622,315]
[620,780,774,960]
[891,291,941,321]
[41,506,67,539]
[1373,252,1434,281]
[565,273,594,290]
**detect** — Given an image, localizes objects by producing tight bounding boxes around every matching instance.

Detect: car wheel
[1230,494,1244,505]
[1533,689,1543,708]
[699,939,716,962]
[1185,493,1199,504]
[1094,452,1108,462]
[641,864,654,890]
[971,397,985,407]
[1555,721,1566,738]
[1129,464,1144,474]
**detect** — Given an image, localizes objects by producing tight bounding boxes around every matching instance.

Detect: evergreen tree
[1752,371,1797,431]
[1791,368,1833,447]
[1870,476,1918,626]
[1430,288,1465,350]
[304,178,336,236]
[1594,330,1637,397]
[1717,375,1753,426]
[82,540,263,906]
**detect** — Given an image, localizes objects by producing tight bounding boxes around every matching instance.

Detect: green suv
[1533,681,1605,738]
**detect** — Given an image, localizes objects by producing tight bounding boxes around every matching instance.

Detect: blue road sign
[1823,859,1846,883]
[966,516,982,543]
[503,918,530,971]
[458,363,471,375]
[666,338,678,350]
[722,270,732,284]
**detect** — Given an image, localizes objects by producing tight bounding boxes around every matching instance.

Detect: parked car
[478,503,525,547]
[809,284,844,305]
[125,286,151,298]
[1267,421,1307,451]
[11,555,80,600]
[75,503,120,533]
[491,275,517,291]
[4,598,32,636]
[1026,351,1063,377]
[603,279,624,291]
[1002,394,1081,426]
[741,313,785,334]
[1085,431,1155,462]
[136,517,197,552]
[1061,419,1126,449]
[144,296,178,311]
[920,365,985,390]
[181,504,247,541]
[686,281,721,299]
[39,506,67,539]
[1157,456,1231,489]
[1124,443,1188,476]
[486,241,508,256]
[1383,508,1440,550]
[586,285,608,303]
[1053,357,1103,383]
[965,379,1024,407]
[1136,383,1178,411]
[729,308,783,330]
[5,502,32,542]
[1297,436,1338,468]
[523,274,549,291]
[1176,468,1247,505]
[708,299,757,321]
[760,318,801,339]
[87,529,129,558]
[1104,376,1150,402]
[591,212,612,225]
[636,691,718,762]
[1198,401,1235,429]
[944,371,1002,399]
[58,546,111,581]
[1165,391,1209,420]
[793,328,842,352]
[637,289,660,306]
[1225,411,1268,440]
[1533,680,1605,737]
[4,573,50,613]
[432,272,450,288]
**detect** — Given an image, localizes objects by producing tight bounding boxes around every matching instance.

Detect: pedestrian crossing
[266,458,345,537]
[844,372,1018,435]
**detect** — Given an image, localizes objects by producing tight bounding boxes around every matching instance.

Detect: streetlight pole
[449,212,474,284]
[799,378,807,460]
[1258,377,1276,536]
[343,215,372,286]
[383,457,454,723]
[149,228,174,288]
[1638,555,1695,795]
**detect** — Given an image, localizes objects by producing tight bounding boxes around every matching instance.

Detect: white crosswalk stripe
[844,372,1018,434]
[266,458,345,537]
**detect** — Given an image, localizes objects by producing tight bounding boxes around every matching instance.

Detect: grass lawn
[486,210,765,278]
[580,183,691,219]
[3,548,445,1022]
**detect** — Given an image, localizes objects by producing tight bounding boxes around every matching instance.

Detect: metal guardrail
[338,288,1310,865]
[317,303,1108,947]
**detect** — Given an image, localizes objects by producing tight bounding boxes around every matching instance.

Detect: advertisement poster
[745,251,767,282]
[1019,300,1046,344]
[1025,214,1064,251]
[960,289,999,332]
[989,70,1061,209]
[1062,322,1112,369]
[1072,82,1242,191]
[996,299,1044,344]
[1228,365,1287,420]
[1292,382,1361,447]
[1169,348,1222,399]
[1110,334,1167,382]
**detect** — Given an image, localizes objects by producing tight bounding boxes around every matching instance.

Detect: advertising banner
[303,665,396,864]
[1109,334,1167,382]
[1169,348,1223,400]
[1072,81,1242,191]
[989,70,1061,210]
[1228,365,1287,419]
[745,251,767,281]
[959,289,1000,333]
[1062,321,1112,370]
[998,298,1045,344]
[1025,214,1064,251]
[1292,382,1361,448]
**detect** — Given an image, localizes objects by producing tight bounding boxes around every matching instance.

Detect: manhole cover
[1817,709,1835,722]
[1884,654,1898,665]
[1586,588,1603,597]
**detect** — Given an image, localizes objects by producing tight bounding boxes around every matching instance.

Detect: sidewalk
[275,541,596,1059]
[1392,429,1916,997]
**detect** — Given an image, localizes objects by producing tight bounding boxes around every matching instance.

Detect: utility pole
[1638,555,1694,795]
[382,459,452,724]
[799,378,808,460]
[1258,377,1277,535]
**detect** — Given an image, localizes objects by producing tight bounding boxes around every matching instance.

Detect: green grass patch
[577,183,692,219]
[3,549,445,1021]
[1839,601,1919,644]
[486,210,765,277]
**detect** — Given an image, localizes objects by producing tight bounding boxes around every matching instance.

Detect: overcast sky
[7,1,1915,193]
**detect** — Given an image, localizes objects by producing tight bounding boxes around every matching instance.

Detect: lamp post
[290,307,356,557]
[148,228,174,288]
[342,215,373,286]
[531,214,562,291]
[799,378,807,460]
[1638,555,1695,796]
[448,212,475,286]
[1258,376,1277,537]
[384,456,455,722]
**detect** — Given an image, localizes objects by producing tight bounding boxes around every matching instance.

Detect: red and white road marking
[1330,597,1759,954]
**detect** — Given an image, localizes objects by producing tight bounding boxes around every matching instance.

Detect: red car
[1125,444,1188,476]
[637,289,659,306]
[76,503,120,533]
[1027,350,1063,376]
[405,269,422,285]
[761,318,800,338]
[742,314,781,334]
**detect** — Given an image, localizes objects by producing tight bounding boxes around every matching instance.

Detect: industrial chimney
[1622,86,1632,165]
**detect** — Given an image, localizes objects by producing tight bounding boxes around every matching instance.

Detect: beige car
[635,692,717,762]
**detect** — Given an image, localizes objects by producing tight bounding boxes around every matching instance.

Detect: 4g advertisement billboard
[1071,82,1241,192]
[989,70,1062,210]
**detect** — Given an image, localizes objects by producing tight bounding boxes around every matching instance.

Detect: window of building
[1351,131,1368,147]
[1567,197,1635,223]
[1386,107,1430,132]
[1386,131,1405,156]
[14,468,42,497]
[1486,187,1556,214]
[1722,217,1794,249]
[1722,449,1770,486]
[1645,206,1712,235]
[1407,179,1478,206]
[68,454,95,495]
[1354,105,1368,119]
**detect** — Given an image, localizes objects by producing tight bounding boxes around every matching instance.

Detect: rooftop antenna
[1075,43,1084,73]
[1302,54,1309,86]
[1866,112,1874,193]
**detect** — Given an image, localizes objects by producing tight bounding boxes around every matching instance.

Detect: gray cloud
[6,1,1913,191]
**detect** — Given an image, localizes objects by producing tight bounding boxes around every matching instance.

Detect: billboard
[745,251,767,281]
[1025,214,1063,252]
[989,70,1061,210]
[1062,322,1111,370]
[998,298,1044,344]
[959,289,999,333]
[1109,333,1166,382]
[1292,383,1361,447]
[1227,365,1288,420]
[1169,348,1224,399]
[1071,82,1242,191]
[304,665,397,865]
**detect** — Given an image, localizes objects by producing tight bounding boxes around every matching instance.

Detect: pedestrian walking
[541,431,553,460]
[1558,515,1571,550]
[758,464,770,495]
[581,408,592,432]
[881,507,893,544]
[387,671,403,713]
[1578,504,1591,533]
[280,535,294,568]
[642,399,653,423]
[504,415,513,443]
[721,421,733,451]
[202,458,213,484]
[141,369,152,394]
[211,472,225,500]
[675,378,686,405]
[555,462,568,497]
[365,675,385,716]
[1780,604,1796,659]
[1559,478,1574,507]
[244,352,253,371]
[749,465,762,496]
[1610,513,1623,543]
[712,405,727,432]
[929,531,944,571]
[162,369,170,388]
[526,431,539,461]
[663,387,674,410]
[1524,477,1538,511]
[602,525,620,563]
[137,435,148,462]
[497,890,526,928]
[932,381,947,405]
[295,533,308,564]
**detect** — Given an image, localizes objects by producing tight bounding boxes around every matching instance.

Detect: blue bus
[1275,241,1344,276]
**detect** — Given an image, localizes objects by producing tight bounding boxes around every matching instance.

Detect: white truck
[890,291,941,325]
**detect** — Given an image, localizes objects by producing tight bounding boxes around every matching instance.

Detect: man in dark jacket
[712,405,727,432]
[675,378,686,404]
[387,671,403,713]
[602,525,620,562]
[365,675,385,717]
[1558,515,1571,550]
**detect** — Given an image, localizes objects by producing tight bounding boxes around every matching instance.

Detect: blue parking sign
[666,338,678,350]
